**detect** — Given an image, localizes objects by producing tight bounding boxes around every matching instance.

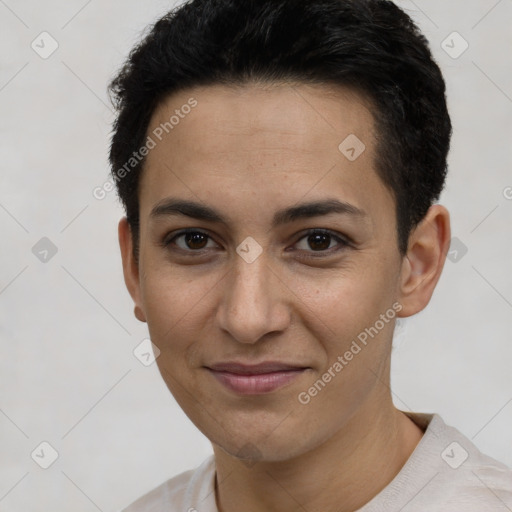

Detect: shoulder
[442,438,512,508]
[400,412,512,510]
[119,455,216,512]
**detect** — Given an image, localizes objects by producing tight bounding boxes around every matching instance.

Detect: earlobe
[397,205,451,317]
[118,217,147,323]
[134,305,147,322]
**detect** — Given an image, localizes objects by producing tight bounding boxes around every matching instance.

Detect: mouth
[205,361,310,395]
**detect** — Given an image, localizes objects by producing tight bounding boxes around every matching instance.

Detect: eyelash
[162,228,351,258]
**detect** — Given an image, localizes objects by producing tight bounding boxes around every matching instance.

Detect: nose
[216,249,291,344]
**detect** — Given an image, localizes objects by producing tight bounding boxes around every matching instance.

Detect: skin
[119,82,451,512]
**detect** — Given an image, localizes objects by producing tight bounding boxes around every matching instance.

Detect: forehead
[148,81,375,155]
[139,82,393,228]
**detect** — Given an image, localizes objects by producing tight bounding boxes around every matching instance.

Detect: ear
[397,204,451,317]
[118,217,147,323]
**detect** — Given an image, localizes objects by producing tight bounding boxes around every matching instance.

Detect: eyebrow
[150,197,367,228]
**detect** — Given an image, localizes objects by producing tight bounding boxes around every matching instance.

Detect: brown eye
[306,232,332,251]
[294,229,349,256]
[182,231,209,250]
[164,230,217,252]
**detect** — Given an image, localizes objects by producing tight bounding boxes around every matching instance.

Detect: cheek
[292,264,395,337]
[141,271,209,406]
[293,273,397,434]
[140,258,217,329]
[290,264,399,402]
[139,265,224,379]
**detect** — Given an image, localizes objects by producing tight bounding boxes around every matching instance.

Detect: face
[120,82,419,462]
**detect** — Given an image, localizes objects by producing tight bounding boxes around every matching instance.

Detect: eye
[163,229,218,253]
[293,229,349,256]
[162,228,350,257]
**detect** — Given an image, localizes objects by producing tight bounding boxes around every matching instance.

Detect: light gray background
[1,0,511,511]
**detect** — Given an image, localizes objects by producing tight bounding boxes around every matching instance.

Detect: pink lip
[206,361,309,395]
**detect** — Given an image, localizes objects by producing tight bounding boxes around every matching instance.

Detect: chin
[210,425,312,464]
[219,443,302,464]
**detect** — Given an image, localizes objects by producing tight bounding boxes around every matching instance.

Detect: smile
[206,366,309,395]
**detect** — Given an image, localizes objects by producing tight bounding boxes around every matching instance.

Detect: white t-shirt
[120,412,512,511]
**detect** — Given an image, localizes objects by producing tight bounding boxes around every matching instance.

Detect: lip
[205,361,310,395]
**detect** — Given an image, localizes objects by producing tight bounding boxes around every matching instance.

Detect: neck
[212,397,424,512]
